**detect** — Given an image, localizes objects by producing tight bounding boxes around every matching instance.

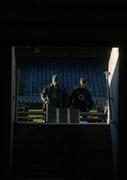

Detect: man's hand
[45,98,49,104]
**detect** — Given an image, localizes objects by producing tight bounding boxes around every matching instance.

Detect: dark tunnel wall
[0,1,127,44]
[12,124,114,180]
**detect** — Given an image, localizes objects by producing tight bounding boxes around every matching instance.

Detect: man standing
[71,76,93,112]
[41,74,68,111]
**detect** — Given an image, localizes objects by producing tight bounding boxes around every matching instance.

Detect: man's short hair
[52,74,59,81]
[80,77,87,84]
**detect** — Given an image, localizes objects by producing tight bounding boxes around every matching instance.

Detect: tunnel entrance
[11,47,119,125]
[11,46,119,179]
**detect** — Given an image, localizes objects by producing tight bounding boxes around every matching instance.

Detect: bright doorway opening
[11,47,119,125]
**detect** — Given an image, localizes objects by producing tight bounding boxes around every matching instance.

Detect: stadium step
[16,107,45,123]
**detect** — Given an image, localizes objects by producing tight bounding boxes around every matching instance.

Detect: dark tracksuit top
[71,86,93,112]
[41,83,68,108]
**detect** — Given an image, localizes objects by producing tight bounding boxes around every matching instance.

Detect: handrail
[17,111,44,115]
[15,70,20,122]
[104,71,113,121]
[80,111,104,116]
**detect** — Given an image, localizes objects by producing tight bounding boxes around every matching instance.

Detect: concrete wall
[108,48,119,179]
[12,124,114,180]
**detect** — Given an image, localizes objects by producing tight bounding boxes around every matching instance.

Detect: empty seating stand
[16,57,108,109]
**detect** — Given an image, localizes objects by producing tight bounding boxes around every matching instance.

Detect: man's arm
[40,87,49,103]
[70,88,78,106]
